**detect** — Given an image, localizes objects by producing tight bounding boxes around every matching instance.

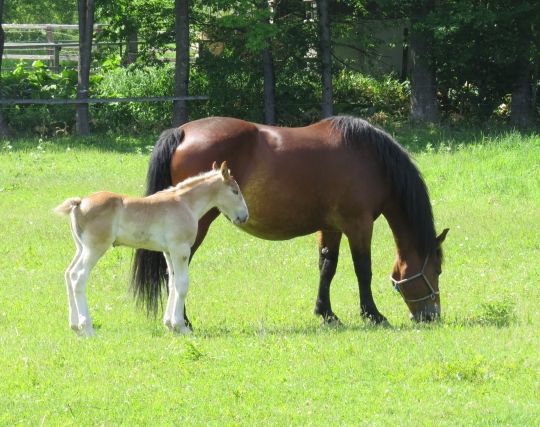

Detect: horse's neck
[178,180,218,219]
[383,202,423,269]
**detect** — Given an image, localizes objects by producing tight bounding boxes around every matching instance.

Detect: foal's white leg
[169,244,191,334]
[162,252,175,329]
[65,213,83,332]
[65,247,82,332]
[70,244,108,336]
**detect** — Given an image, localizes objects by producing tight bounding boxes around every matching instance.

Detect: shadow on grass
[171,305,519,339]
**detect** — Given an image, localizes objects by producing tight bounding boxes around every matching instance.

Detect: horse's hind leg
[314,230,342,324]
[345,219,387,324]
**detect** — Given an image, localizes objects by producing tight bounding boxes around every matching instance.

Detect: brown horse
[132,116,449,326]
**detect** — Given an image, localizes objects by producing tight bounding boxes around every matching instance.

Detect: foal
[55,161,248,336]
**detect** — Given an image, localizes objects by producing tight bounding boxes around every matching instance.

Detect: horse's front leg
[346,220,388,324]
[162,252,175,329]
[168,244,192,334]
[182,209,220,329]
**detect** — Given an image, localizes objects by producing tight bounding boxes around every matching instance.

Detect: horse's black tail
[131,127,184,315]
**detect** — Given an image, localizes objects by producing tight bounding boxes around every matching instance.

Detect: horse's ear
[436,228,450,246]
[220,161,230,179]
[212,161,219,171]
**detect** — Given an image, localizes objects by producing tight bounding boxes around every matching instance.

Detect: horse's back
[169,117,390,239]
[171,117,260,183]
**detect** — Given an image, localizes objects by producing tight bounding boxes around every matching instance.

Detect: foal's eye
[232,189,239,195]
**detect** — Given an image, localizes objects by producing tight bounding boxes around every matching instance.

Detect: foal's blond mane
[160,169,222,194]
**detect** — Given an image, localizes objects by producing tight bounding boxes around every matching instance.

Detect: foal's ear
[212,161,219,171]
[436,228,450,246]
[220,161,231,179]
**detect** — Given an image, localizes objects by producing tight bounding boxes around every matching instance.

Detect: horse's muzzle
[410,304,441,322]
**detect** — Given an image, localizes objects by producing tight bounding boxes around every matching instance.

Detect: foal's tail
[131,127,185,315]
[54,197,82,216]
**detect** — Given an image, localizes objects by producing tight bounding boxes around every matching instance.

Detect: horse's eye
[232,189,239,195]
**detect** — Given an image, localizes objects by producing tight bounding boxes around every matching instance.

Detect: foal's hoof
[169,323,192,335]
[73,325,95,337]
[176,325,193,335]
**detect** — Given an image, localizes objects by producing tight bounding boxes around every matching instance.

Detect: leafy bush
[333,70,410,123]
[1,59,412,135]
[91,64,175,133]
[0,61,78,135]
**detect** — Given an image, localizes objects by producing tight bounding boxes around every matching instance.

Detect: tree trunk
[0,0,4,72]
[123,28,138,66]
[400,27,409,82]
[511,60,534,128]
[317,0,333,118]
[261,1,276,125]
[409,2,439,123]
[172,0,189,127]
[0,0,10,137]
[510,14,535,128]
[261,46,276,125]
[76,0,95,136]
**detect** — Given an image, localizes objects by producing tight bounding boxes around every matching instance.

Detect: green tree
[4,0,77,23]
[438,1,538,123]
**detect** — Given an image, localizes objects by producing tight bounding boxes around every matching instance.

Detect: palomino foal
[55,161,248,336]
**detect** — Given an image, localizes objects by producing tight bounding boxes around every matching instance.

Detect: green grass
[0,130,539,425]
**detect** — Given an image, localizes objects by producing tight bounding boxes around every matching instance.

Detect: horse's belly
[236,203,322,240]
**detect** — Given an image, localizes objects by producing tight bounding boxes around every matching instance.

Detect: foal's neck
[178,179,219,219]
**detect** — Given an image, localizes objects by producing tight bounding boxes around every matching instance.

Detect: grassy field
[0,129,539,425]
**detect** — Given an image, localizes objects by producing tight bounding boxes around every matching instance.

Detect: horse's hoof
[362,312,389,325]
[322,314,342,327]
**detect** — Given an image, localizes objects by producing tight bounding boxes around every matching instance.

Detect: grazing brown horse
[132,116,449,326]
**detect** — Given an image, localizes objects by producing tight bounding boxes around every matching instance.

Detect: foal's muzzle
[234,213,249,225]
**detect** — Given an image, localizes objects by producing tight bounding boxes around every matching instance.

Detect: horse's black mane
[326,116,437,257]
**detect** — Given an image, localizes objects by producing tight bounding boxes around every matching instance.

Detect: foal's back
[76,191,195,251]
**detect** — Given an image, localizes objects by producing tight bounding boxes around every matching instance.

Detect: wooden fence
[2,23,105,71]
[1,24,207,108]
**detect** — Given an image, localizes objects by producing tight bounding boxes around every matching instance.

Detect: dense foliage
[0,61,409,135]
[0,0,538,135]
